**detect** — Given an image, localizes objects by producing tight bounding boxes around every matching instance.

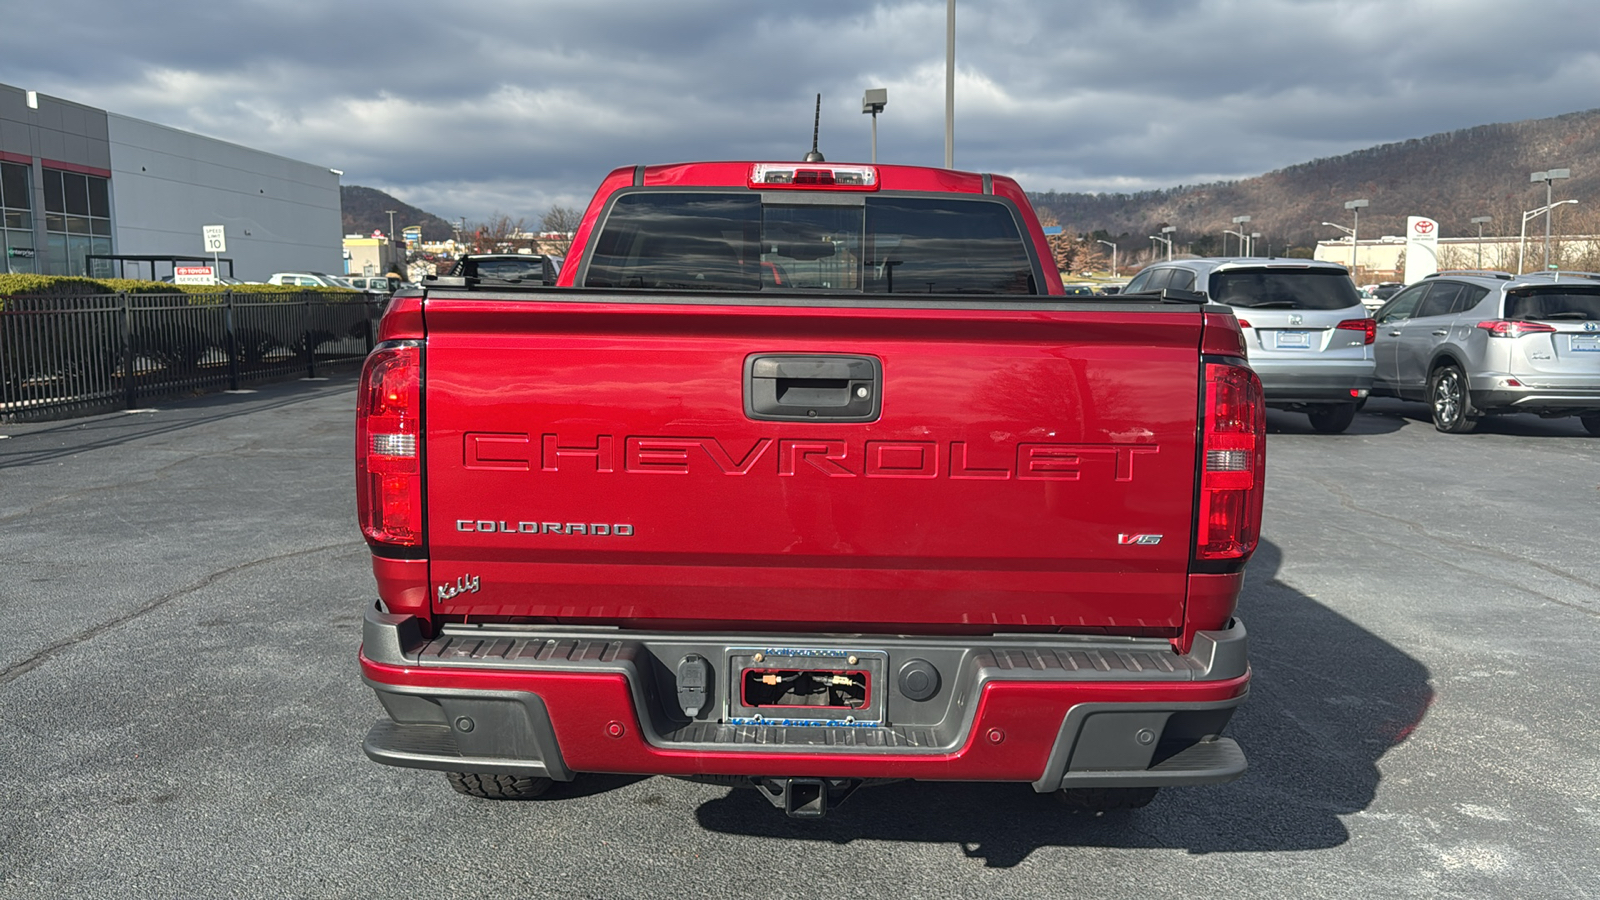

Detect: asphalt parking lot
[2,380,1597,899]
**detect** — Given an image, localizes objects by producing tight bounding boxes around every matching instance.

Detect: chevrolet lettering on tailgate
[465,433,1160,481]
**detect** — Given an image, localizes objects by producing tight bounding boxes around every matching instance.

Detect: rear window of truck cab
[581,192,1038,294]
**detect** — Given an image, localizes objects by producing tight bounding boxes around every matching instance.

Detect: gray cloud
[4,0,1598,220]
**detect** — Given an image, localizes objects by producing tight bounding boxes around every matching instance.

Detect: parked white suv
[343,276,395,293]
[266,272,354,288]
[1124,258,1374,433]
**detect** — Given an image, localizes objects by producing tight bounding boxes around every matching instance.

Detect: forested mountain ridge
[340,186,456,242]
[1029,108,1600,256]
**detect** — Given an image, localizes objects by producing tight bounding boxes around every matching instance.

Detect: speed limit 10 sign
[202,225,226,253]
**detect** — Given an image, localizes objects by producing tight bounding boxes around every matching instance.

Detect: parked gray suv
[1371,271,1600,434]
[1124,259,1374,432]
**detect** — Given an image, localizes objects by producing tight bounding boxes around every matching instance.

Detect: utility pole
[385,210,397,272]
[862,89,887,164]
[1344,199,1368,277]
[945,0,955,169]
[1471,216,1492,269]
[1532,169,1570,271]
[1096,240,1117,278]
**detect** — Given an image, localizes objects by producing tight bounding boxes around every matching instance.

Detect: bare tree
[539,205,582,256]
[462,212,528,253]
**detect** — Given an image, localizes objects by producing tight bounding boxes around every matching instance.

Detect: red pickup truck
[356,160,1263,817]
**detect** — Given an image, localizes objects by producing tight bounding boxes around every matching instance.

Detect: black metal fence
[1,291,383,422]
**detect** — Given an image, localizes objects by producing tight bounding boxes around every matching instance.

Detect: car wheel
[1429,364,1476,434]
[1056,787,1159,811]
[1307,403,1358,434]
[1581,414,1600,437]
[446,771,553,800]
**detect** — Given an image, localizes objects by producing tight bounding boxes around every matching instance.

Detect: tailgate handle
[745,354,882,422]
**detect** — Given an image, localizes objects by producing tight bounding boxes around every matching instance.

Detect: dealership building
[1,82,341,281]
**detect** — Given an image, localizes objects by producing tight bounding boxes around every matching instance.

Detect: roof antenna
[803,93,825,162]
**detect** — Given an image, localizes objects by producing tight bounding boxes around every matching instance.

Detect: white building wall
[106,115,342,281]
[1314,235,1600,282]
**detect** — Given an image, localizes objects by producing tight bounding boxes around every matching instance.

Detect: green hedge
[0,274,361,310]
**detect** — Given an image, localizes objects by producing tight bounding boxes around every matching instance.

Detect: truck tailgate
[421,297,1202,633]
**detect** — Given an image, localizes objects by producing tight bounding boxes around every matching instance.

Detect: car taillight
[1476,320,1557,338]
[1336,317,1376,344]
[1196,362,1266,562]
[1236,319,1252,329]
[748,163,879,190]
[356,341,423,548]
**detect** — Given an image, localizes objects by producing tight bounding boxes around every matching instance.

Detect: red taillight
[1236,319,1252,328]
[356,341,423,547]
[1196,362,1266,561]
[1336,317,1376,344]
[1476,320,1557,338]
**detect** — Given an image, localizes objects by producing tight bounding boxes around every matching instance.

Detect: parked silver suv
[1124,259,1374,432]
[1371,271,1600,434]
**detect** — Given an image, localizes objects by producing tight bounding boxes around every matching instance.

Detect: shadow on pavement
[0,373,358,469]
[691,539,1434,867]
[1357,396,1593,437]
[1265,406,1406,436]
[546,773,651,800]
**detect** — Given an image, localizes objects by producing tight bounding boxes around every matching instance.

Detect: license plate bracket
[726,648,886,726]
[1276,331,1311,349]
[1572,334,1600,352]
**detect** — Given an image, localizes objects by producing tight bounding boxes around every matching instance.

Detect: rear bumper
[1471,383,1600,414]
[1251,358,1373,405]
[359,609,1250,792]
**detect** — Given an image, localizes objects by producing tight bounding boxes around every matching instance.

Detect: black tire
[446,771,553,800]
[1055,787,1159,811]
[1428,364,1477,434]
[1581,414,1600,437]
[1307,403,1358,434]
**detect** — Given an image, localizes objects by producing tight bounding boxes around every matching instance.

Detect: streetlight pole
[945,0,955,169]
[1222,216,1248,257]
[385,209,397,273]
[862,89,887,164]
[1470,215,1492,269]
[1344,199,1368,277]
[1231,216,1251,258]
[1518,200,1578,274]
[1097,239,1117,277]
[1150,228,1174,261]
[1531,168,1570,271]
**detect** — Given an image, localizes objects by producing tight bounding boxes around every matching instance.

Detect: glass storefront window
[1,162,36,274]
[89,237,112,277]
[4,230,36,274]
[89,177,110,218]
[43,169,64,213]
[41,168,113,275]
[45,233,67,274]
[1,162,30,212]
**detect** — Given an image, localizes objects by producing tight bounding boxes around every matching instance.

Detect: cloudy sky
[5,0,1600,223]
